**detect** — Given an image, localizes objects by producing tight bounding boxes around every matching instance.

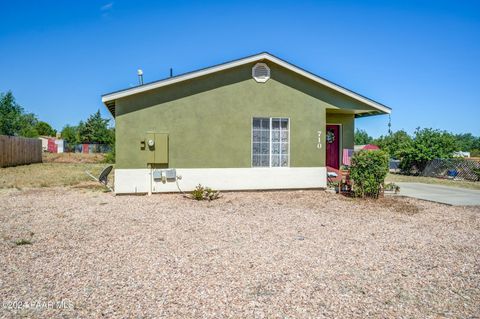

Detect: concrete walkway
[396,182,480,206]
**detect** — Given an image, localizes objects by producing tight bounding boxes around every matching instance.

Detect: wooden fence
[0,135,42,168]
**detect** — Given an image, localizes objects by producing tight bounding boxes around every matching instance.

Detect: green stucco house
[102,52,390,194]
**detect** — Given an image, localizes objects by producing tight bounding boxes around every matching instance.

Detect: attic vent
[252,63,270,83]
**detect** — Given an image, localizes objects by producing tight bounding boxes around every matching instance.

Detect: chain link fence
[421,158,480,182]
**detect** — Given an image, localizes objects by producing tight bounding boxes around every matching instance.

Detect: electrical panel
[145,132,168,164]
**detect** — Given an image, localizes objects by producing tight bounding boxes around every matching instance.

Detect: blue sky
[0,0,479,137]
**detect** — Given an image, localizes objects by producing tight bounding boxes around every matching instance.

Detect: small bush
[350,150,389,199]
[104,148,115,164]
[384,182,400,193]
[15,238,32,246]
[191,184,205,200]
[191,184,220,201]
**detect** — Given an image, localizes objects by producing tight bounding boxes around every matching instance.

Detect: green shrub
[191,184,205,200]
[104,150,115,164]
[350,150,389,199]
[191,184,220,201]
[384,182,400,193]
[15,238,32,246]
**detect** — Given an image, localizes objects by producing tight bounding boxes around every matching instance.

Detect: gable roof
[102,52,391,117]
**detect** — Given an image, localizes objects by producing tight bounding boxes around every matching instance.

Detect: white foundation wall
[114,167,327,194]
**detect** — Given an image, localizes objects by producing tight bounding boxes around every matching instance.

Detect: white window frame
[251,117,290,168]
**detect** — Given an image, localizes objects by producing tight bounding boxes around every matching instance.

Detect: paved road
[396,182,480,206]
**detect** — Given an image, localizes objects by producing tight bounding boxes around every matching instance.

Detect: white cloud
[100,2,113,11]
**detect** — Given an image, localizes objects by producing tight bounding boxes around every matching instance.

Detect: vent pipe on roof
[170,68,173,77]
[137,69,144,85]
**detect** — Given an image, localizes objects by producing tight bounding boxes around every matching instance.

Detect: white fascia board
[102,53,391,114]
[266,55,391,114]
[101,54,270,103]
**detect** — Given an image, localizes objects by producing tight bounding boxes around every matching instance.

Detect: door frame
[326,123,342,168]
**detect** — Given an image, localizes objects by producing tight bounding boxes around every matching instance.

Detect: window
[252,117,289,167]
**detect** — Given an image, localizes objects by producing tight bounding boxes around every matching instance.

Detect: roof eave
[102,52,391,115]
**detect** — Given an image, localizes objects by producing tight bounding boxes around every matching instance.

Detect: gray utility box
[153,169,176,182]
[164,169,176,179]
[152,170,162,180]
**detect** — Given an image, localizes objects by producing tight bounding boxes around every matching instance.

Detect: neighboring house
[39,137,49,152]
[354,144,380,151]
[453,151,470,158]
[38,136,64,153]
[102,52,391,194]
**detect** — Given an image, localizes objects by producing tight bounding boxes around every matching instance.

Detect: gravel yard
[1,188,479,318]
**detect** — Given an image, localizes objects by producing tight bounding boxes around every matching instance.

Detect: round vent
[252,63,270,83]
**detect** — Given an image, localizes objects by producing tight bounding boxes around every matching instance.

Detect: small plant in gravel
[13,231,34,246]
[191,184,220,201]
[384,182,400,193]
[15,238,32,246]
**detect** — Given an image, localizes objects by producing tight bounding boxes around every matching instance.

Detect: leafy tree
[354,129,373,145]
[35,121,56,136]
[61,125,79,144]
[374,130,412,159]
[0,91,44,138]
[454,133,480,152]
[78,110,113,144]
[0,91,25,136]
[18,113,39,137]
[399,128,457,173]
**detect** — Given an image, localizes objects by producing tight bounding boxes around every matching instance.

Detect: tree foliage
[374,130,412,159]
[399,128,457,173]
[60,111,114,155]
[61,125,79,144]
[454,133,480,152]
[354,129,373,145]
[77,110,113,145]
[359,127,478,174]
[0,91,56,138]
[350,150,389,199]
[35,121,56,136]
[0,91,35,136]
[18,113,39,137]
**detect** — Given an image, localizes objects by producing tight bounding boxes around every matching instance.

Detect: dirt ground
[42,153,106,164]
[0,188,479,318]
[0,163,108,189]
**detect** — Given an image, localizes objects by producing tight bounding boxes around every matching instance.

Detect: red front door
[326,125,340,169]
